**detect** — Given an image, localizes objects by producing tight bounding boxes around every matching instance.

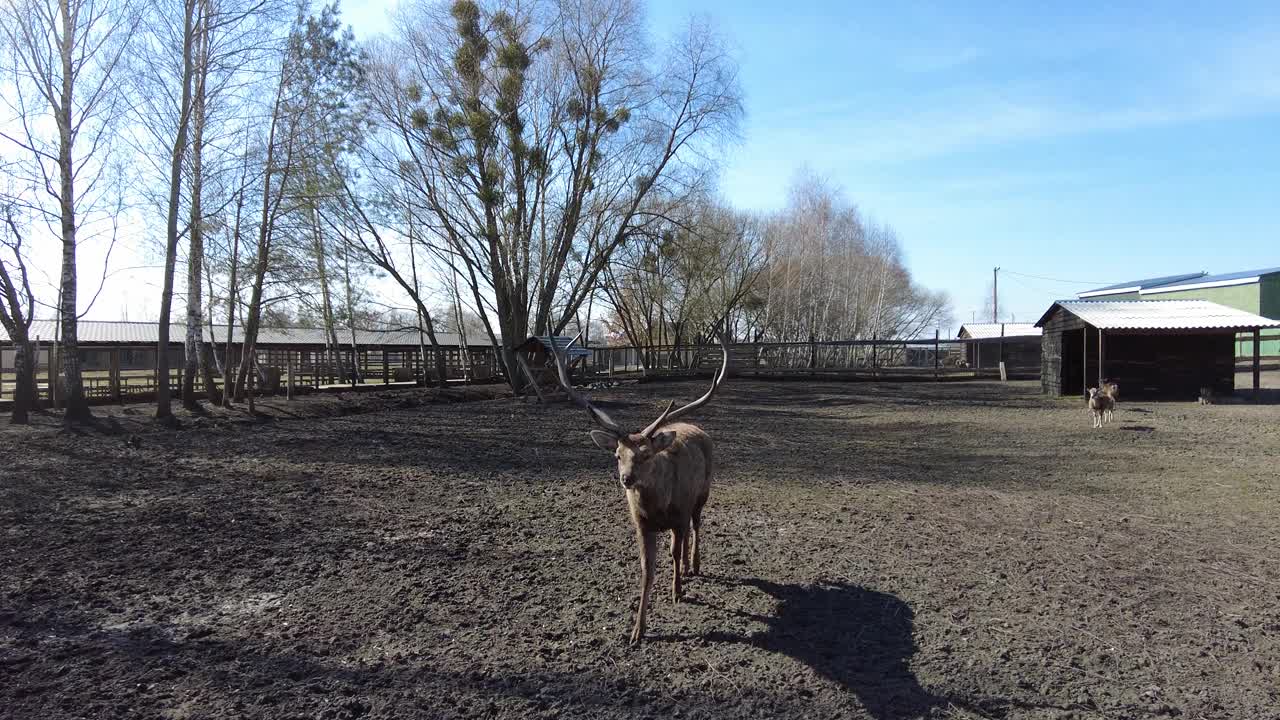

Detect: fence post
[109,348,121,402]
[286,352,295,400]
[999,323,1006,372]
[382,348,389,385]
[872,337,878,378]
[33,337,42,404]
[934,329,940,380]
[50,342,62,409]
[1253,328,1261,401]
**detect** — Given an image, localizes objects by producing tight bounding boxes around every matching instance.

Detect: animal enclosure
[0,321,500,405]
[3,380,1278,719]
[581,336,1025,380]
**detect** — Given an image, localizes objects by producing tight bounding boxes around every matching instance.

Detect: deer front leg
[670,526,686,602]
[690,504,704,576]
[631,531,658,646]
[682,519,693,576]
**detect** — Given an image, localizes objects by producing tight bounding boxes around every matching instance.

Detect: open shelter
[1035,300,1280,399]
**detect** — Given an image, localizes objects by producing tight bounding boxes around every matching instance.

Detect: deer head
[552,330,730,489]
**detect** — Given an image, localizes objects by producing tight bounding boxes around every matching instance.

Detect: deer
[1087,387,1114,429]
[1099,380,1119,422]
[552,330,729,646]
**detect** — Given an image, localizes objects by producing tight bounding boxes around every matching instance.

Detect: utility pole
[992,267,1000,323]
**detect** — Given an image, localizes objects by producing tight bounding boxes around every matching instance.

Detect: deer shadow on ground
[686,577,952,720]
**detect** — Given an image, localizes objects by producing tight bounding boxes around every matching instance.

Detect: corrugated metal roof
[0,320,489,347]
[956,323,1042,339]
[1139,266,1280,295]
[1077,272,1207,298]
[1035,300,1280,330]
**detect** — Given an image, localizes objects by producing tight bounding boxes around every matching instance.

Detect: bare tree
[233,4,358,401]
[327,177,450,385]
[0,205,39,423]
[140,0,200,418]
[743,173,950,356]
[603,199,765,364]
[361,0,742,390]
[0,0,136,422]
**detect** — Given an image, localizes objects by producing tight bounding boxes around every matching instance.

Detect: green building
[1078,268,1280,357]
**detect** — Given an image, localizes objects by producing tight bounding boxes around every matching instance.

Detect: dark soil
[3,380,1279,719]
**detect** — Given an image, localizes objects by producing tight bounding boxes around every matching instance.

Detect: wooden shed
[1035,300,1280,399]
[956,323,1042,373]
[510,336,592,399]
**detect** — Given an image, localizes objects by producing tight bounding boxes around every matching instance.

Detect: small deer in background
[1088,387,1115,428]
[1099,380,1119,422]
[553,330,729,646]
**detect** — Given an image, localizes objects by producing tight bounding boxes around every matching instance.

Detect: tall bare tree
[361,0,742,389]
[233,4,359,401]
[144,0,201,418]
[743,173,950,354]
[603,200,765,365]
[0,0,135,422]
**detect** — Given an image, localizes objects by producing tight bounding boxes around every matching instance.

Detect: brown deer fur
[1099,381,1119,422]
[554,331,728,645]
[1088,387,1115,428]
[591,424,713,644]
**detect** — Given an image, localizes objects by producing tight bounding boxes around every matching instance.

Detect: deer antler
[551,334,624,435]
[640,325,731,438]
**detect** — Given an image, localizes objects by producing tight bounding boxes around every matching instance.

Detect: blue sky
[345,1,1280,328]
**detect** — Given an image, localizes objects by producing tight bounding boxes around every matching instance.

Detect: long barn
[0,320,499,403]
[1036,300,1280,399]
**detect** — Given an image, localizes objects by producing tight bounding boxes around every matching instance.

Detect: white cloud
[896,46,984,74]
[753,25,1280,166]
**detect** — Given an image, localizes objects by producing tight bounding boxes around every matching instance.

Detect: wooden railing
[0,343,501,406]
[582,336,1042,379]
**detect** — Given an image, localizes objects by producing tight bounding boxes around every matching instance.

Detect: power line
[1001,269,1110,285]
[1002,273,1073,299]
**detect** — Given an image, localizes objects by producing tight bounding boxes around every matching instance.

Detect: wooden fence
[0,342,499,406]
[582,334,1042,380]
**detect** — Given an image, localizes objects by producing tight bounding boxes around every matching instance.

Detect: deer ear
[589,430,618,451]
[650,431,676,451]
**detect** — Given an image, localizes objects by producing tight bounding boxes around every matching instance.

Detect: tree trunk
[408,228,430,385]
[341,246,360,386]
[311,205,342,381]
[156,0,198,419]
[221,174,245,408]
[56,0,89,422]
[182,3,209,410]
[234,61,290,402]
[9,339,33,424]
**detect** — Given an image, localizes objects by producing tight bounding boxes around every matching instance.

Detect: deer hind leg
[670,526,686,602]
[631,531,658,646]
[689,496,706,576]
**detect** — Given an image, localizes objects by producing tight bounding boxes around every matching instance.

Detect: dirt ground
[2,379,1279,720]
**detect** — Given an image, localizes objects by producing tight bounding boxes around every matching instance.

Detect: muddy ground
[2,379,1279,720]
